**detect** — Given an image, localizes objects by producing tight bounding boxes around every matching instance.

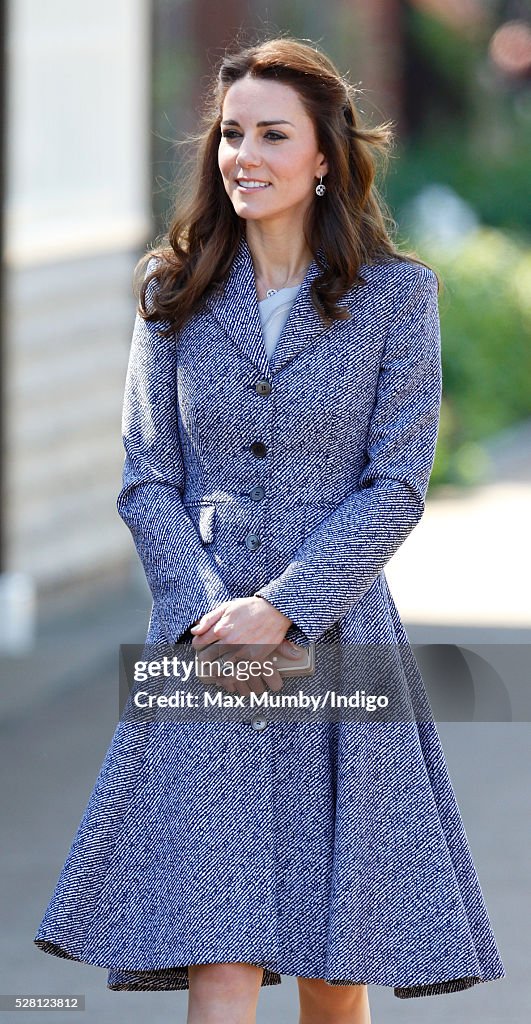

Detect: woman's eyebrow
[221,118,295,127]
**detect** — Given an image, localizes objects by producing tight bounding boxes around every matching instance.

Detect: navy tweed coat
[34,235,506,999]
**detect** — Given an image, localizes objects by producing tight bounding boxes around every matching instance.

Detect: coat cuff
[253,588,324,645]
[152,577,233,646]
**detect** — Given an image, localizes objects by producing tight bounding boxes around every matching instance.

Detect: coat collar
[203,233,354,376]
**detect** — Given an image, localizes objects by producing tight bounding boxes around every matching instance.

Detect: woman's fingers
[191,618,241,654]
[190,610,292,699]
[190,604,229,640]
[195,644,252,698]
[275,638,302,658]
[265,666,284,692]
[191,596,290,653]
[196,647,284,697]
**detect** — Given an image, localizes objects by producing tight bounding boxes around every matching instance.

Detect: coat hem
[34,938,504,999]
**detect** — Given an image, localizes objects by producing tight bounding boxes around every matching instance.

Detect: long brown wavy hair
[135,35,423,339]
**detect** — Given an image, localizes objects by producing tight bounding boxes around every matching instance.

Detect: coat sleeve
[254,266,442,643]
[116,259,233,644]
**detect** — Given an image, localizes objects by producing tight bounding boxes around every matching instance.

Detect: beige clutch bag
[195,641,316,679]
[271,641,316,677]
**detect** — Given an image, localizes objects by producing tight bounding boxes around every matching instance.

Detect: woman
[34,36,506,1023]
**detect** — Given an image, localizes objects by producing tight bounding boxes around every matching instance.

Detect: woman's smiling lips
[235,178,272,190]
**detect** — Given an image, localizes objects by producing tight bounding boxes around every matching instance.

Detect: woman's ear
[316,155,329,179]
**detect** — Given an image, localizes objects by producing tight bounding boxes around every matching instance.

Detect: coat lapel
[203,234,353,376]
[203,235,267,375]
[267,256,334,376]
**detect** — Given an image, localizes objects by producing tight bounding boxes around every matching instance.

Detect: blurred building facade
[1,0,528,651]
[1,0,153,638]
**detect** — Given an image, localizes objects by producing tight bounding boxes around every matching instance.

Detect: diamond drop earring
[315,174,326,197]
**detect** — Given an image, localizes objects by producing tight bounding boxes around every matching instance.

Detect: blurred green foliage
[419,229,531,488]
[390,3,531,488]
[150,1,531,491]
[386,138,531,240]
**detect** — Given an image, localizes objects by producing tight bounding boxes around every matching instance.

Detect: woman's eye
[220,130,286,141]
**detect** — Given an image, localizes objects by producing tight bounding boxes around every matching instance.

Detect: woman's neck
[245,222,313,296]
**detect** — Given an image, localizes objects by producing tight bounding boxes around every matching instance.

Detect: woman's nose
[236,140,261,168]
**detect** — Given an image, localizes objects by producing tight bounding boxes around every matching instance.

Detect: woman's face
[218,75,328,226]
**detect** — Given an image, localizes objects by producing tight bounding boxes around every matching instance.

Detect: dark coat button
[251,716,267,731]
[254,378,272,396]
[250,485,265,501]
[245,533,261,551]
[250,441,267,458]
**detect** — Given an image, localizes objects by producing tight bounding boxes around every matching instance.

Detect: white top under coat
[258,284,301,361]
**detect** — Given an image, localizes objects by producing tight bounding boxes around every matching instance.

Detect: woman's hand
[190,597,301,696]
[191,596,291,647]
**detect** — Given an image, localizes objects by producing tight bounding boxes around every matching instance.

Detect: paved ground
[1,420,530,1022]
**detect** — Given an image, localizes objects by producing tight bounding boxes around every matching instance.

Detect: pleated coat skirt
[34,240,506,998]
